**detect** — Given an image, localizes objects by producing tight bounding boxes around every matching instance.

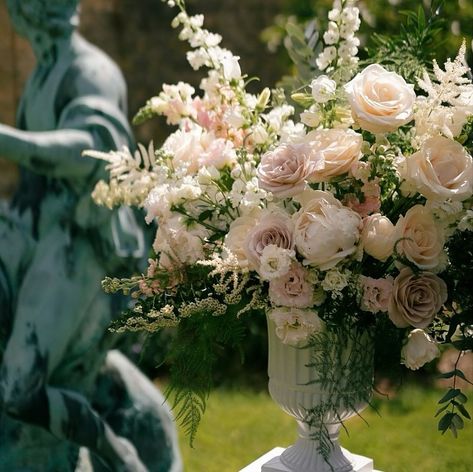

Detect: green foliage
[365,4,445,86]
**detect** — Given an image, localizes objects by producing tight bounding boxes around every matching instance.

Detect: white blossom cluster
[316,0,361,78]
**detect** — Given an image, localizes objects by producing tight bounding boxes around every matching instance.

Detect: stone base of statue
[240,447,382,472]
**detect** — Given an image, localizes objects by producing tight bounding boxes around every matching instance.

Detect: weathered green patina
[0,1,181,470]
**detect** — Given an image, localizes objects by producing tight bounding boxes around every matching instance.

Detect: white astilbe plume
[84,142,162,208]
[414,41,473,146]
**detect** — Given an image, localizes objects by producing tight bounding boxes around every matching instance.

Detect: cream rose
[244,211,294,270]
[293,190,362,270]
[225,212,261,268]
[304,128,363,182]
[404,136,473,201]
[344,64,416,133]
[394,205,445,271]
[361,214,395,261]
[257,143,324,198]
[268,308,324,346]
[388,268,447,329]
[401,329,440,370]
[269,262,314,308]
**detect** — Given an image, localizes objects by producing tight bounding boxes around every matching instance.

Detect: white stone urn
[262,318,375,472]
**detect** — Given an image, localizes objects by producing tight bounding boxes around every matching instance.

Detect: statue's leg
[91,350,183,472]
[0,227,146,472]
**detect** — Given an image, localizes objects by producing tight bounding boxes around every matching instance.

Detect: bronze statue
[0,1,181,470]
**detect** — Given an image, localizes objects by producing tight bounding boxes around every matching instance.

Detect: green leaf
[198,210,214,222]
[455,403,472,420]
[438,388,461,404]
[438,412,455,433]
[435,403,450,417]
[451,413,464,430]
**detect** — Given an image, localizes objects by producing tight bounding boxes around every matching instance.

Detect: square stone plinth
[239,447,382,472]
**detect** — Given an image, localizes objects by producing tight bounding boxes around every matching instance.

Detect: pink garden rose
[388,268,447,329]
[269,262,314,308]
[244,211,294,270]
[257,143,324,198]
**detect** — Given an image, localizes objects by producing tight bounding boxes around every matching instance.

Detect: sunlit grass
[175,384,473,472]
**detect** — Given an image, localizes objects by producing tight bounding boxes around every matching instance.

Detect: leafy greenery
[174,384,473,472]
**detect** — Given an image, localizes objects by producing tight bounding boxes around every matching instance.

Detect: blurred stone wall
[0,0,285,198]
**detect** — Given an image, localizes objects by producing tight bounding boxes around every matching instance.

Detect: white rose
[401,329,440,370]
[311,75,337,103]
[293,190,362,269]
[394,205,445,271]
[344,64,416,133]
[268,308,324,347]
[404,136,473,202]
[361,214,395,261]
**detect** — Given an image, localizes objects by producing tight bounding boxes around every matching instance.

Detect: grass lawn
[175,384,473,472]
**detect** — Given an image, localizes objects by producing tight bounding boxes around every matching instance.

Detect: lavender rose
[257,143,324,198]
[388,268,447,329]
[269,262,314,308]
[244,211,294,270]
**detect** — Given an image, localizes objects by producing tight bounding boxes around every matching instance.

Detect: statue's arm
[0,123,97,178]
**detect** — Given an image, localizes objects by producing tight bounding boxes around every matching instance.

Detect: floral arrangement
[86,0,473,445]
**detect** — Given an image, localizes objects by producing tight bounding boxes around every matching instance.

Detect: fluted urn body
[264,318,375,472]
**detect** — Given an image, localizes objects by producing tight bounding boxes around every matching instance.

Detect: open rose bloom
[88,0,473,438]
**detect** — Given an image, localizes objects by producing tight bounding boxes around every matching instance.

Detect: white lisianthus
[458,210,473,232]
[401,329,440,370]
[268,308,324,347]
[300,107,322,128]
[259,245,295,281]
[311,75,337,103]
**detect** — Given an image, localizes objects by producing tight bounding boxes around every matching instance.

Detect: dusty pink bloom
[360,276,393,313]
[269,262,314,308]
[257,143,324,198]
[244,212,294,270]
[388,268,447,329]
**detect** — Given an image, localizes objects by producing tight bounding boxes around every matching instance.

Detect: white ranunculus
[311,75,337,103]
[344,64,416,133]
[401,329,440,370]
[293,190,362,270]
[361,213,395,261]
[404,136,473,202]
[269,307,324,346]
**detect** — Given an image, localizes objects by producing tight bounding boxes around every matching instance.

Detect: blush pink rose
[244,212,294,270]
[269,262,314,308]
[257,143,324,198]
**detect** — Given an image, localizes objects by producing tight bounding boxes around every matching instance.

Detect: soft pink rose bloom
[395,205,445,270]
[269,262,314,308]
[404,136,473,201]
[361,213,395,261]
[344,64,416,133]
[401,329,440,370]
[360,275,393,313]
[257,143,324,198]
[388,268,447,329]
[294,190,362,270]
[305,128,363,182]
[244,211,294,270]
[268,307,324,346]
